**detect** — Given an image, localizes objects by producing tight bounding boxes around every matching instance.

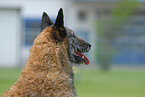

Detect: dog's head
[40,8,91,65]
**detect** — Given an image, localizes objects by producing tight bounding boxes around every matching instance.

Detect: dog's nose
[86,43,91,52]
[88,44,91,48]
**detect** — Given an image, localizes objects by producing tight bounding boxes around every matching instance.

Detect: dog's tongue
[74,51,89,65]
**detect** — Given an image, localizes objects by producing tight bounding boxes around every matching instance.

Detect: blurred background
[0,0,145,97]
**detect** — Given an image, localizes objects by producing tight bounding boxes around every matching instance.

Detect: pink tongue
[74,51,90,65]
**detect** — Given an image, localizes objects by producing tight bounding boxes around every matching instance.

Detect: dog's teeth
[82,56,84,59]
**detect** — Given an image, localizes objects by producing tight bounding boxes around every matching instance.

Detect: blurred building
[0,0,145,67]
[0,0,69,67]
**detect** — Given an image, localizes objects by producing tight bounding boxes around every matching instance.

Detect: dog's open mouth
[74,51,89,65]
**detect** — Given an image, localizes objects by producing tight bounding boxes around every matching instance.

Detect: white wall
[0,8,21,67]
[0,0,70,67]
[0,0,69,18]
[0,0,98,67]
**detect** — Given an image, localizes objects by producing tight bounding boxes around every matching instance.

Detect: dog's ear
[41,12,53,31]
[52,8,67,42]
[54,8,64,28]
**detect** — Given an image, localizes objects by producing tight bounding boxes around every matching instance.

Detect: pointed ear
[52,8,67,42]
[54,8,64,28]
[41,12,53,31]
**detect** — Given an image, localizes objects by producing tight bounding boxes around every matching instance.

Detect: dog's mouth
[74,51,89,65]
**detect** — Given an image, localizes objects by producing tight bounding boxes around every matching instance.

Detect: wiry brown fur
[1,27,76,97]
[1,8,91,97]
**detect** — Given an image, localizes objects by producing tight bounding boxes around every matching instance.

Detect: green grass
[0,68,22,95]
[0,68,145,97]
[75,70,145,97]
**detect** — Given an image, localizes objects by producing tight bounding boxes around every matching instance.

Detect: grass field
[0,68,145,97]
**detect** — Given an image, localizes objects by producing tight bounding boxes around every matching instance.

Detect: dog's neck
[27,44,71,73]
[22,33,76,96]
[25,29,72,75]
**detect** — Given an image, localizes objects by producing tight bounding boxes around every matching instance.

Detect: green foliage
[95,0,139,70]
[111,0,139,27]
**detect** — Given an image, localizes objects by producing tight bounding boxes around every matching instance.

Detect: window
[24,18,55,46]
[78,11,87,22]
[97,9,145,65]
[24,18,41,46]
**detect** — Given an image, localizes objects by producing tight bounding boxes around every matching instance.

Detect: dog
[1,8,91,97]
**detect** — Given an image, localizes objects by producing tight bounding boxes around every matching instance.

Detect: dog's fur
[1,8,91,97]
